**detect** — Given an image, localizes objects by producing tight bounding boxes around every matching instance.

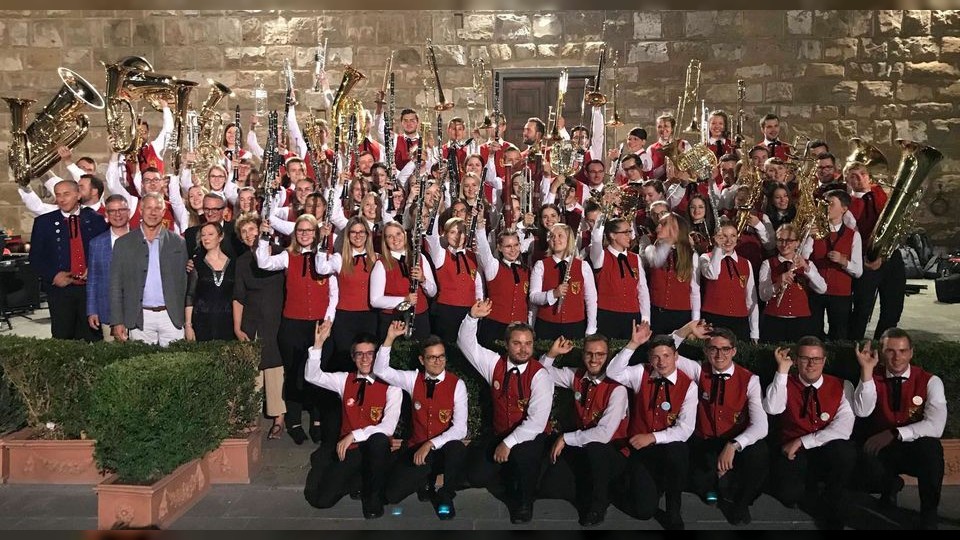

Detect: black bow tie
[353,253,367,267]
[616,252,635,279]
[649,377,672,410]
[452,251,469,274]
[887,376,907,412]
[397,254,409,278]
[509,262,522,284]
[502,366,522,399]
[579,378,597,407]
[801,385,821,419]
[710,373,731,405]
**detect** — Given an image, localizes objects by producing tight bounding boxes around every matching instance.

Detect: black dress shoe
[434,496,456,520]
[363,506,384,519]
[417,482,435,502]
[578,509,606,527]
[878,475,905,510]
[735,505,752,526]
[287,425,307,445]
[510,503,533,524]
[308,423,323,444]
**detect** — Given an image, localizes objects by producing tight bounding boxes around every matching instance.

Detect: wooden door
[502,76,590,146]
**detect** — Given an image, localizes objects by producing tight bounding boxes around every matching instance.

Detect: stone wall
[1,9,958,245]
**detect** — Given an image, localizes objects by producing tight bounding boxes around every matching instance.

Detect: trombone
[584,45,608,107]
[426,39,454,111]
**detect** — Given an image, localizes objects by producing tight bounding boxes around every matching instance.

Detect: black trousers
[809,293,851,342]
[849,250,906,340]
[650,307,692,336]
[534,319,585,341]
[47,285,101,341]
[702,312,750,343]
[377,310,430,343]
[332,309,378,371]
[430,303,471,343]
[687,437,768,508]
[466,433,549,507]
[384,440,468,504]
[278,317,341,443]
[760,315,815,344]
[625,441,688,520]
[538,439,628,515]
[597,309,643,340]
[304,432,393,513]
[478,318,510,350]
[857,436,943,521]
[770,438,856,524]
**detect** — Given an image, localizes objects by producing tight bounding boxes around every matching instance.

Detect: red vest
[381,255,428,315]
[537,256,586,324]
[765,141,794,161]
[694,364,752,440]
[487,261,530,325]
[735,225,764,274]
[282,252,331,320]
[648,141,667,175]
[340,376,389,449]
[763,256,811,318]
[128,199,177,232]
[596,249,641,313]
[67,216,87,281]
[394,134,419,170]
[629,368,693,435]
[573,368,629,455]
[779,374,845,444]
[491,357,548,438]
[849,186,887,248]
[869,366,932,435]
[649,249,693,311]
[409,371,460,447]
[702,254,750,317]
[435,250,477,308]
[338,254,376,312]
[810,225,855,296]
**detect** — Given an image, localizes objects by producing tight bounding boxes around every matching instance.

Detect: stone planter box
[1,427,106,484]
[0,434,8,483]
[203,426,263,484]
[95,458,210,530]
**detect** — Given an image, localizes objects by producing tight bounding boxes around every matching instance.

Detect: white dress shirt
[539,355,629,448]
[758,255,828,304]
[852,365,947,442]
[762,372,855,449]
[305,349,401,443]
[456,315,553,448]
[372,345,469,449]
[799,221,864,279]
[369,251,437,310]
[604,346,697,445]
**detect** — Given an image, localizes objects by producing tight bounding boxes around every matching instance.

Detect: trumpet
[426,39,454,111]
[584,45,608,107]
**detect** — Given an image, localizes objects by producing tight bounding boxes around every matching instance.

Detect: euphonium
[735,163,764,235]
[102,57,177,154]
[167,79,199,172]
[191,79,233,182]
[11,68,104,185]
[866,140,943,261]
[846,136,889,182]
[330,65,366,125]
[2,97,36,186]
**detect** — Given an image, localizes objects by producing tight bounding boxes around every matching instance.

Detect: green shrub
[0,361,26,435]
[87,352,231,485]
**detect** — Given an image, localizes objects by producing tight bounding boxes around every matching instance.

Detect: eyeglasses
[797,356,826,364]
[776,238,798,244]
[612,230,631,235]
[584,351,608,359]
[203,206,226,212]
[352,350,375,359]
[295,229,316,235]
[106,208,129,215]
[705,346,736,355]
[143,177,163,183]
[424,354,446,362]
[348,230,368,236]
[208,174,227,179]
[623,165,640,172]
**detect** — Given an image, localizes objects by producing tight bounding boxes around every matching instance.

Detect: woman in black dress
[185,221,236,342]
[232,214,287,439]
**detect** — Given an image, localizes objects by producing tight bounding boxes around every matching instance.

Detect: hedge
[87,352,232,485]
[0,361,25,435]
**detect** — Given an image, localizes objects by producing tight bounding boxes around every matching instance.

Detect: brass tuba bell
[330,65,366,125]
[5,68,104,185]
[102,56,178,154]
[846,136,889,178]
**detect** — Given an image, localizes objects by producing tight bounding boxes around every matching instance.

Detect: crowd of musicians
[18,78,944,528]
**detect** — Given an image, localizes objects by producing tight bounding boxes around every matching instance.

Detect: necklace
[212,269,225,287]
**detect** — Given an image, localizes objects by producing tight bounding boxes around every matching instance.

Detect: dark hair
[642,179,665,196]
[748,145,770,158]
[526,117,545,136]
[583,333,609,348]
[760,113,780,126]
[77,156,96,167]
[824,189,851,209]
[603,217,629,243]
[505,321,535,342]
[807,139,829,152]
[629,127,648,140]
[720,153,740,164]
[80,174,105,198]
[584,159,604,172]
[351,333,379,357]
[199,220,224,236]
[708,327,738,348]
[419,335,445,355]
[400,108,417,118]
[142,166,162,177]
[104,193,128,206]
[880,327,913,348]
[648,335,677,352]
[571,125,589,138]
[583,200,601,214]
[817,152,837,165]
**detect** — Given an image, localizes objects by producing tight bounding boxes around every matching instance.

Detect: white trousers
[130,309,184,347]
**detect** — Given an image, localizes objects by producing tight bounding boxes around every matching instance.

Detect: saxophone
[735,163,764,235]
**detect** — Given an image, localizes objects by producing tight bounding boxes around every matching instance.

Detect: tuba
[865,140,943,261]
[846,135,890,183]
[190,80,233,183]
[330,65,366,125]
[166,79,199,172]
[102,57,178,154]
[5,68,104,185]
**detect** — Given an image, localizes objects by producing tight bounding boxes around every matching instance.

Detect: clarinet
[468,195,483,249]
[402,135,428,338]
[304,133,321,184]
[232,105,242,184]
[384,72,396,212]
[555,253,574,313]
[259,112,279,240]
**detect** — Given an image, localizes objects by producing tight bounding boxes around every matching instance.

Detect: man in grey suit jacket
[110,193,188,346]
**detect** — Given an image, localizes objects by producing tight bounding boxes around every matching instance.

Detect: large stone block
[931,10,960,36]
[896,82,934,101]
[627,42,668,64]
[860,38,888,61]
[765,82,794,103]
[0,53,22,71]
[891,36,939,61]
[804,63,844,77]
[155,46,196,71]
[537,44,559,58]
[61,47,92,70]
[241,17,261,44]
[902,10,931,35]
[684,11,717,38]
[912,102,954,116]
[941,36,960,56]
[21,48,61,70]
[668,41,709,64]
[562,11,604,41]
[633,12,661,39]
[734,64,774,79]
[813,105,839,120]
[780,105,813,120]
[461,13,494,41]
[601,12,632,44]
[822,38,858,61]
[787,10,812,35]
[8,20,27,46]
[513,43,536,61]
[798,40,821,61]
[847,105,876,118]
[827,119,859,142]
[132,19,162,47]
[832,81,858,102]
[224,46,266,69]
[31,20,63,48]
[532,13,561,39]
[660,11,685,40]
[103,19,132,47]
[434,45,467,66]
[62,20,101,47]
[894,119,927,142]
[496,13,531,41]
[904,62,960,79]
[488,43,512,62]
[938,81,960,99]
[877,10,903,36]
[815,11,873,37]
[710,43,743,62]
[873,120,894,144]
[859,81,893,100]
